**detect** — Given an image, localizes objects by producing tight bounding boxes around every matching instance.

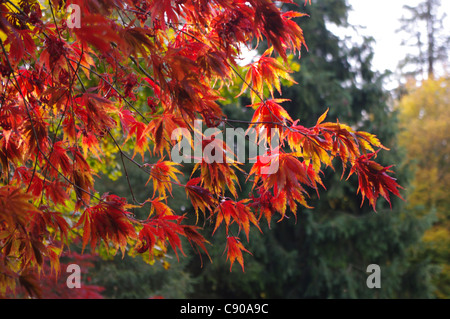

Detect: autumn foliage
[0,0,402,297]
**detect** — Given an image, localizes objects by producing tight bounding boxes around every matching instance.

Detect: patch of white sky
[328,0,450,89]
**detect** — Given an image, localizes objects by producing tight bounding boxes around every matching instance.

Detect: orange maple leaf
[145,159,182,199]
[348,152,404,211]
[225,236,252,272]
[213,199,261,241]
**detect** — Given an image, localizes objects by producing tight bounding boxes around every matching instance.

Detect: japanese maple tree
[0,0,402,297]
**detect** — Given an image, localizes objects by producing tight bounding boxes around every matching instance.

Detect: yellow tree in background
[398,76,450,298]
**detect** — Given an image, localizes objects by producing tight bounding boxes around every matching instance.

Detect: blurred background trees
[395,0,449,299]
[397,77,450,299]
[397,0,449,80]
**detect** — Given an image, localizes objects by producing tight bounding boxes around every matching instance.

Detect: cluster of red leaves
[0,0,403,296]
[1,251,105,299]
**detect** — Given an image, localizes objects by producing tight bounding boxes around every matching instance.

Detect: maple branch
[128,56,175,149]
[230,64,265,102]
[171,24,297,130]
[0,39,98,207]
[106,131,141,206]
[47,7,138,211]
[4,0,23,15]
[172,25,265,101]
[65,57,150,124]
[41,10,87,189]
[25,152,40,194]
[0,45,129,215]
[105,130,187,204]
[221,117,285,127]
[129,55,157,86]
[170,24,265,102]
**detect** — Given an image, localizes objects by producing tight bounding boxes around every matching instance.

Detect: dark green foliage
[88,251,196,299]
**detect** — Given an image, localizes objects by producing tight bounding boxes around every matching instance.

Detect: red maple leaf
[348,152,404,211]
